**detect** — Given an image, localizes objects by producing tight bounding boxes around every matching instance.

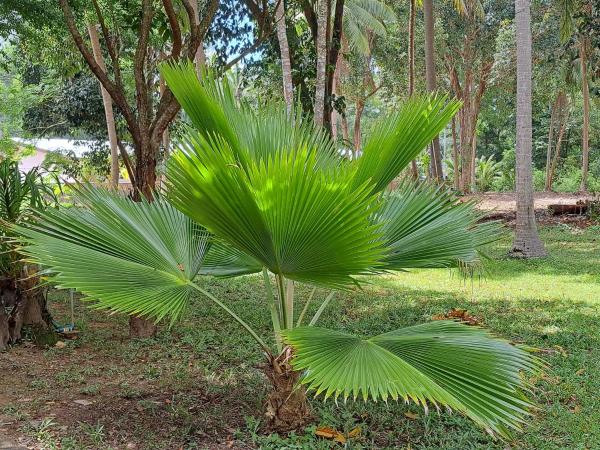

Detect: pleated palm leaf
[16,61,540,437]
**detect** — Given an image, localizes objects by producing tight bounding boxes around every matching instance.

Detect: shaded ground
[1,225,599,449]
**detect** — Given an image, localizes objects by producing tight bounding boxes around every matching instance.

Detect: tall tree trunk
[544,97,558,191]
[191,0,207,74]
[314,0,328,127]
[87,23,119,190]
[548,107,569,191]
[511,0,546,258]
[408,0,418,179]
[275,0,294,112]
[423,0,443,181]
[579,37,590,192]
[353,100,365,154]
[129,135,159,338]
[451,117,460,190]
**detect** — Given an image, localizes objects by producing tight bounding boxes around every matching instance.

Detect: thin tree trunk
[579,37,590,192]
[275,0,294,112]
[511,0,546,258]
[544,98,558,191]
[548,107,569,191]
[191,0,207,75]
[314,0,328,127]
[423,0,443,181]
[451,117,460,190]
[88,23,119,190]
[353,100,365,154]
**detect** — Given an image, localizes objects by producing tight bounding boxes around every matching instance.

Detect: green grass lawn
[3,224,599,449]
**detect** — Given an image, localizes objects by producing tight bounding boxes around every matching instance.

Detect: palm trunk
[408,0,418,179]
[423,0,443,181]
[87,23,119,190]
[314,0,328,127]
[511,0,546,258]
[579,38,590,192]
[275,0,294,112]
[264,348,312,431]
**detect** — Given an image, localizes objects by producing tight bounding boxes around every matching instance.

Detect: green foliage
[475,155,501,192]
[0,160,57,274]
[19,63,537,437]
[284,321,539,436]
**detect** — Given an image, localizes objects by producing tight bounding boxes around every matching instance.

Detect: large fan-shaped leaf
[352,96,461,194]
[283,322,540,437]
[15,187,208,323]
[375,182,501,269]
[167,131,384,289]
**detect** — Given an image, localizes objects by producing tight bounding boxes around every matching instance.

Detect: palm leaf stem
[309,291,336,326]
[277,274,294,329]
[188,280,271,355]
[296,286,317,327]
[263,268,283,352]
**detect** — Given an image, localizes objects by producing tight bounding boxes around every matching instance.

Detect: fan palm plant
[17,62,539,436]
[0,160,58,350]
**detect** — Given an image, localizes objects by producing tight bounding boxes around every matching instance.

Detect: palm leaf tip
[282,322,541,438]
[15,186,209,325]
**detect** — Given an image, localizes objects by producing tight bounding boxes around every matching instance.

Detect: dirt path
[466,192,594,212]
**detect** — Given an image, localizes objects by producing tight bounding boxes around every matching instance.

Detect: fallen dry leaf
[315,426,349,444]
[404,412,419,420]
[432,308,481,325]
[576,368,585,376]
[347,426,361,438]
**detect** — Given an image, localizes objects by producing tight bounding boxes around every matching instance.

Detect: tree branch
[58,0,137,137]
[162,0,183,60]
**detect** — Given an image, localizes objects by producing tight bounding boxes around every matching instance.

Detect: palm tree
[558,0,592,192]
[314,0,329,127]
[18,62,539,436]
[0,161,58,350]
[512,0,546,257]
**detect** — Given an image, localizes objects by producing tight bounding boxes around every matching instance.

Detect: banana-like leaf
[283,321,540,437]
[15,187,208,324]
[352,96,461,194]
[375,182,501,269]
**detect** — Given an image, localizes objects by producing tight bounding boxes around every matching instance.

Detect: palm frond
[15,186,208,324]
[375,182,501,270]
[352,95,460,194]
[283,321,540,437]
[167,131,385,289]
[160,61,337,168]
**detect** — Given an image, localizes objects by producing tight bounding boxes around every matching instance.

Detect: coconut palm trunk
[275,0,294,112]
[579,37,590,192]
[314,0,329,127]
[87,23,119,190]
[408,0,419,179]
[511,0,546,257]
